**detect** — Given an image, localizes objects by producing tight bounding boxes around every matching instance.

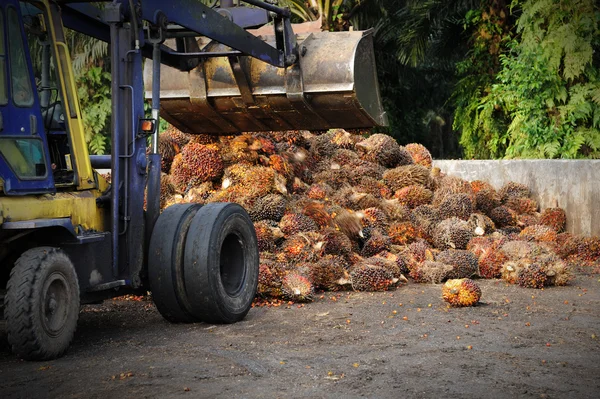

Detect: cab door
[0,0,54,195]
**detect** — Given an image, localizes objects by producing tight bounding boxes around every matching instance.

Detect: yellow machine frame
[0,0,108,232]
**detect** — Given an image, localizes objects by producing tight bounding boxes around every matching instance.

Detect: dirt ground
[1,272,599,399]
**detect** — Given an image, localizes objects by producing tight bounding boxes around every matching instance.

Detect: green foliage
[65,29,111,155]
[351,0,476,157]
[76,66,112,155]
[454,0,600,159]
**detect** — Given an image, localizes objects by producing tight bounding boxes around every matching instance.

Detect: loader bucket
[144,30,387,134]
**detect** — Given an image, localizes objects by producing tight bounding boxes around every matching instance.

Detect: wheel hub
[41,272,71,337]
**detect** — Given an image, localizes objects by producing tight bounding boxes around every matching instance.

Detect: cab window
[0,8,7,105]
[7,6,34,107]
[0,137,47,178]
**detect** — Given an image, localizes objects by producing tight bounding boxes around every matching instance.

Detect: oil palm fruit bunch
[442,279,482,307]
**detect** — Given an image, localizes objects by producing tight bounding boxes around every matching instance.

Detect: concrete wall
[433,160,600,237]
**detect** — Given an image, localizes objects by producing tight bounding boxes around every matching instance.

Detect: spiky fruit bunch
[475,189,501,215]
[189,133,219,146]
[468,213,495,236]
[433,218,474,250]
[442,279,481,307]
[489,206,517,227]
[356,176,393,199]
[313,169,351,190]
[355,134,413,168]
[205,185,247,204]
[410,261,453,284]
[576,237,600,262]
[551,233,577,259]
[404,239,434,266]
[306,182,332,200]
[333,209,364,240]
[363,256,404,280]
[500,241,548,261]
[158,135,180,173]
[176,143,224,188]
[374,250,410,276]
[244,166,282,198]
[257,259,287,298]
[159,173,175,208]
[308,255,349,291]
[501,226,522,238]
[405,143,432,168]
[361,207,390,230]
[291,177,309,194]
[361,229,391,257]
[252,134,276,155]
[347,192,381,211]
[383,164,431,192]
[249,194,287,222]
[269,154,293,180]
[254,221,275,252]
[163,125,191,147]
[412,205,441,237]
[394,185,434,208]
[499,181,530,203]
[297,202,331,229]
[184,181,214,204]
[380,199,414,222]
[169,154,188,192]
[533,253,571,286]
[501,259,531,284]
[281,232,321,262]
[310,131,338,158]
[321,228,353,257]
[546,262,571,287]
[331,129,360,149]
[279,213,318,237]
[478,247,508,279]
[221,134,259,164]
[435,250,479,279]
[438,193,474,221]
[540,208,567,233]
[517,263,548,289]
[504,197,538,215]
[347,161,386,184]
[518,214,541,228]
[432,176,474,206]
[388,222,428,245]
[270,130,307,147]
[350,263,395,291]
[470,180,495,194]
[519,224,558,243]
[331,148,359,167]
[221,163,253,188]
[281,273,314,302]
[466,236,497,259]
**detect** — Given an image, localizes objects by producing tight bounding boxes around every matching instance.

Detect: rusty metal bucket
[144,30,387,134]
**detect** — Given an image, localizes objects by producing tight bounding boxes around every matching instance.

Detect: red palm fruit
[405,143,432,168]
[442,279,482,307]
[539,207,567,233]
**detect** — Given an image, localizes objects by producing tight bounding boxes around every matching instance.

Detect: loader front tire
[5,247,80,360]
[148,203,202,323]
[184,203,259,323]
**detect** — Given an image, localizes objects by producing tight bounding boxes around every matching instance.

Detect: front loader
[0,0,385,360]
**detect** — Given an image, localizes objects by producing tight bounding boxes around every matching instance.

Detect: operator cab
[0,0,76,195]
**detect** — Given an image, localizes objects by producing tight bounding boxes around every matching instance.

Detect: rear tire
[148,203,202,323]
[5,247,80,360]
[184,203,259,323]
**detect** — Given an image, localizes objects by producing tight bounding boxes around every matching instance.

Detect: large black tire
[4,247,80,360]
[184,203,259,323]
[148,203,202,323]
